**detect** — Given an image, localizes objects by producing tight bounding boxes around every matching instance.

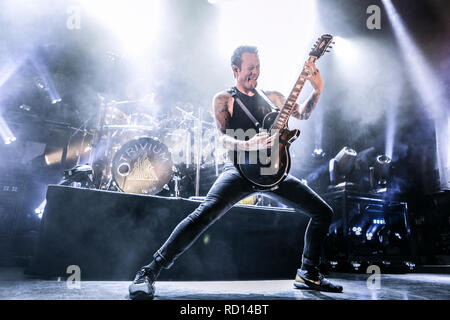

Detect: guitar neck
[272,56,317,130]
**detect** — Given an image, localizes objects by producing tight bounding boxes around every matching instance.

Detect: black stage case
[27,185,310,281]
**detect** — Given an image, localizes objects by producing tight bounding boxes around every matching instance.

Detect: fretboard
[271,56,317,130]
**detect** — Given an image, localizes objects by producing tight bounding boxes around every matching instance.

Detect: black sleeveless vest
[226,87,272,133]
[224,87,273,163]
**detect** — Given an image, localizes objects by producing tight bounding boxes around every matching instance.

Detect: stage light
[352,226,362,236]
[0,59,24,88]
[31,57,61,105]
[313,148,323,155]
[329,147,358,188]
[373,154,392,189]
[0,115,16,145]
[351,261,361,271]
[333,36,358,62]
[81,0,162,58]
[373,219,386,225]
[34,199,47,219]
[385,85,401,160]
[382,0,450,189]
[405,261,415,270]
[312,148,325,159]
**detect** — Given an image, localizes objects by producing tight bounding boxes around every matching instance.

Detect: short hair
[231,45,258,69]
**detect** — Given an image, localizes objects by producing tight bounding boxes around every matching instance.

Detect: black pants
[153,163,333,270]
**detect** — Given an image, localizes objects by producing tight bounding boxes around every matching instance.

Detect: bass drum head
[112,136,173,195]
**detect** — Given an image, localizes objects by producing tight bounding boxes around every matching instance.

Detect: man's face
[234,52,260,92]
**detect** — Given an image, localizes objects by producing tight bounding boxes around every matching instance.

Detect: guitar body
[236,112,300,189]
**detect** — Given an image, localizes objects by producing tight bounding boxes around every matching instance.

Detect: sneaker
[293,267,343,293]
[128,267,156,300]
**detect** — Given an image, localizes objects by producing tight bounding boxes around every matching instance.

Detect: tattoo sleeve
[297,91,321,120]
[213,92,231,134]
[213,92,245,151]
[265,90,320,120]
[265,90,301,118]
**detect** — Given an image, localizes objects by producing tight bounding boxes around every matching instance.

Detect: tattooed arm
[265,90,318,120]
[297,61,323,120]
[213,91,246,151]
[266,61,323,120]
[296,90,321,120]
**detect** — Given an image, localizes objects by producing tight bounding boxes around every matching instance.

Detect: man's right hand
[241,132,277,151]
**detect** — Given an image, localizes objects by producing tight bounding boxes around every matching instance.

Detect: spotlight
[373,219,386,225]
[329,147,358,190]
[405,261,415,270]
[312,148,325,158]
[333,36,359,64]
[80,0,162,58]
[34,199,47,219]
[352,226,362,236]
[351,261,361,271]
[370,154,392,191]
[0,115,16,145]
[4,137,16,145]
[31,57,62,104]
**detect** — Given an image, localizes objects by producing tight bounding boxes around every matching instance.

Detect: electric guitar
[236,34,334,189]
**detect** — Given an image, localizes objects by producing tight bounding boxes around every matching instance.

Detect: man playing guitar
[129,45,343,300]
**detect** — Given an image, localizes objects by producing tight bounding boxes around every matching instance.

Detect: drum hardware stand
[70,113,94,167]
[173,174,181,197]
[194,109,203,196]
[90,95,125,190]
[214,130,220,177]
[175,106,195,169]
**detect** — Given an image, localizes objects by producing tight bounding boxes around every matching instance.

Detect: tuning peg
[326,50,331,52]
[332,41,335,44]
[328,46,333,48]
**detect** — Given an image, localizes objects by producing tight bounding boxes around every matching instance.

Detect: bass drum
[111,136,173,195]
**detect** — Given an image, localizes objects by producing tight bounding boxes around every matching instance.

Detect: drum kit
[87,95,227,197]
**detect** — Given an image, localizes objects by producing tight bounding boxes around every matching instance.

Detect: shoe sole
[129,283,155,300]
[129,291,155,300]
[293,274,343,293]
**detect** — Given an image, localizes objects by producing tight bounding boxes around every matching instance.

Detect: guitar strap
[228,87,261,129]
[228,87,280,131]
[255,88,280,113]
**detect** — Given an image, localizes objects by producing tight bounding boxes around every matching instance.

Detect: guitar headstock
[309,34,334,59]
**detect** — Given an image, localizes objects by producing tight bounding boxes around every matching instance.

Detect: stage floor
[0,268,449,300]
